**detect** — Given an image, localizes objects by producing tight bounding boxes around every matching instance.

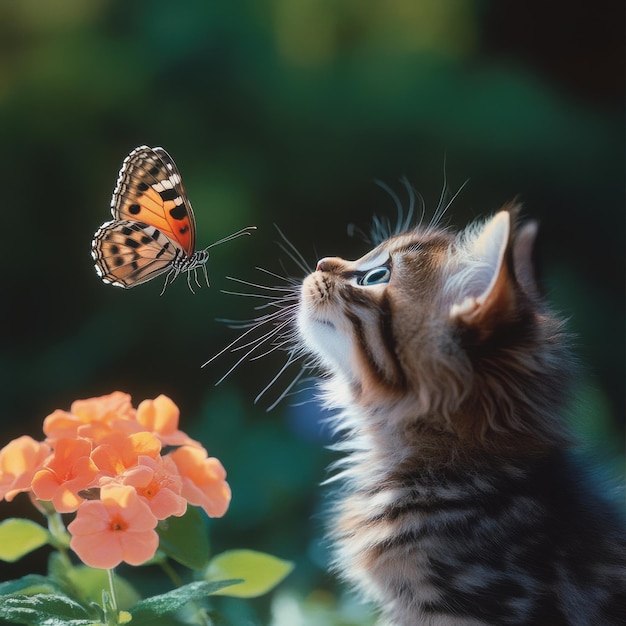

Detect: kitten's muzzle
[316,257,344,273]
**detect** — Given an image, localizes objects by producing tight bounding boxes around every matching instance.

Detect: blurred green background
[0,1,623,624]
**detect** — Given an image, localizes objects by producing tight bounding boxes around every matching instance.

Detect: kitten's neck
[325,377,566,486]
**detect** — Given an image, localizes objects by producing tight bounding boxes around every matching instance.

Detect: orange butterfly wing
[111,145,196,256]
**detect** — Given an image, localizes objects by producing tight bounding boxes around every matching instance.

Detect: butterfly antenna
[204,226,257,251]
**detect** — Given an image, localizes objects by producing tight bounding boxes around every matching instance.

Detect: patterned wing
[91,220,180,288]
[111,146,196,256]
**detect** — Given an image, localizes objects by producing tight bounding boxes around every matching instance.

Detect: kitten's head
[297,205,570,446]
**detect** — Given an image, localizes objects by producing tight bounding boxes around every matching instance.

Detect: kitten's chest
[329,461,539,625]
[332,471,480,603]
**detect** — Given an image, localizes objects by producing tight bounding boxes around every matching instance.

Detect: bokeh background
[0,1,623,624]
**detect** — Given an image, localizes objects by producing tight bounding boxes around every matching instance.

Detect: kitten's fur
[295,205,625,625]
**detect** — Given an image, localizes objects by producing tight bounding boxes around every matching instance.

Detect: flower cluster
[0,392,230,569]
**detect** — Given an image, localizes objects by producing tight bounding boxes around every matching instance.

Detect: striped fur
[296,207,626,625]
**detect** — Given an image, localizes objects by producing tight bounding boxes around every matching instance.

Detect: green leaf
[0,592,94,625]
[205,550,294,598]
[0,519,50,562]
[0,574,64,597]
[156,505,211,570]
[129,580,242,625]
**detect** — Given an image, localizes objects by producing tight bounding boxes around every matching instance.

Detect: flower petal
[170,446,231,518]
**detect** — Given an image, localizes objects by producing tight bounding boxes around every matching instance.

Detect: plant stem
[47,510,70,546]
[104,568,120,626]
[107,569,119,613]
[45,510,73,566]
[160,559,184,587]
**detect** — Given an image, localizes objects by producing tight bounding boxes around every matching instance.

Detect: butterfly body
[91,145,253,294]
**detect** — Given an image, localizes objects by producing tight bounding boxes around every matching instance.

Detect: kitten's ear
[449,210,516,329]
[512,219,540,299]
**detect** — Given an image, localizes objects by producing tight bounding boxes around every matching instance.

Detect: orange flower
[31,438,98,513]
[43,392,137,444]
[91,431,161,478]
[68,484,158,569]
[136,395,199,447]
[169,446,231,518]
[0,436,51,502]
[100,454,186,520]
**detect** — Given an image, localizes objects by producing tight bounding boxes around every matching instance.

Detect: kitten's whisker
[274,224,313,274]
[375,179,403,234]
[399,176,425,232]
[230,320,289,353]
[251,300,298,312]
[215,325,287,385]
[433,154,450,230]
[219,304,293,324]
[443,178,470,214]
[398,177,414,234]
[254,266,301,285]
[275,242,311,276]
[225,275,295,292]
[221,290,280,300]
[249,337,294,360]
[202,316,278,367]
[249,345,283,361]
[286,387,320,407]
[429,156,468,230]
[215,307,291,331]
[264,366,307,412]
[254,351,298,406]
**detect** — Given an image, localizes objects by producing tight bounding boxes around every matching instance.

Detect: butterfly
[91,145,255,294]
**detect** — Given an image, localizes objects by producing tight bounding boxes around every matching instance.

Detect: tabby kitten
[295,205,626,625]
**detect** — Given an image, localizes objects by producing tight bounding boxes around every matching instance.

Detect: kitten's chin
[297,307,353,376]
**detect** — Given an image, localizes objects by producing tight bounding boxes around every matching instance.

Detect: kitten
[293,204,626,625]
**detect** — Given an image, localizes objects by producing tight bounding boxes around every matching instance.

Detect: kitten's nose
[316,257,342,273]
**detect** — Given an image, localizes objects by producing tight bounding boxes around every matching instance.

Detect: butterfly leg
[192,267,203,291]
[160,267,179,296]
[186,269,197,294]
[201,263,211,288]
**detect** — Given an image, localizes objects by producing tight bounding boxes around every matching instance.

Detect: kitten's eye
[359,267,391,286]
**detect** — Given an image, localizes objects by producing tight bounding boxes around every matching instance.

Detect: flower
[31,438,98,513]
[43,391,138,444]
[4,392,231,569]
[68,484,159,569]
[100,454,187,519]
[169,445,231,518]
[136,395,200,447]
[0,436,51,502]
[91,431,161,478]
